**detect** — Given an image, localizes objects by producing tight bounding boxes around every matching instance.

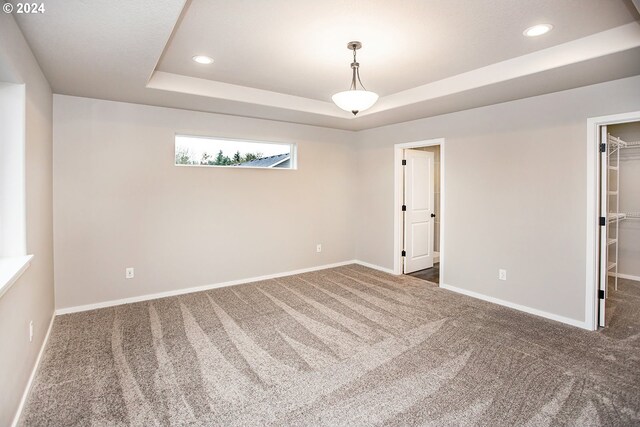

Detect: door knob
[431,213,436,218]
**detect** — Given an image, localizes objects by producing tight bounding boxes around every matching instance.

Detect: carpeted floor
[20,265,640,426]
[603,276,640,342]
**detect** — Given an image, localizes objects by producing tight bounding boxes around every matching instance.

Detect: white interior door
[403,149,435,273]
[598,125,608,327]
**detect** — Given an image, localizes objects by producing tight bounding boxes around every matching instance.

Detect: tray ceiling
[10,0,640,130]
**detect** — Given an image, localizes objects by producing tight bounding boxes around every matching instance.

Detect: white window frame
[0,82,32,299]
[174,134,298,170]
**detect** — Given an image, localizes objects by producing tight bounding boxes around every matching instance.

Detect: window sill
[0,255,34,299]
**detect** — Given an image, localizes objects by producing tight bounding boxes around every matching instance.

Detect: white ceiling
[9,0,640,130]
[158,0,636,100]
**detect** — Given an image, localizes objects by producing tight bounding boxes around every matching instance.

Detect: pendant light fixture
[332,41,378,116]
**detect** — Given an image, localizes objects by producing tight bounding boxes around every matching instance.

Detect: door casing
[586,111,640,331]
[393,138,445,282]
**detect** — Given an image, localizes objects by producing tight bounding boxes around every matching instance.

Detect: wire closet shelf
[606,134,639,291]
[607,134,640,221]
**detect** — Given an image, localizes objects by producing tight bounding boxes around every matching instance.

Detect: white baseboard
[55,260,362,315]
[440,283,590,330]
[607,272,640,282]
[353,260,396,275]
[12,313,55,427]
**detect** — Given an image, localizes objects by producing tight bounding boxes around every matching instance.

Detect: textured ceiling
[8,0,640,130]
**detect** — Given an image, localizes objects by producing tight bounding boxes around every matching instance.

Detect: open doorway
[587,112,640,331]
[393,138,444,285]
[599,121,640,331]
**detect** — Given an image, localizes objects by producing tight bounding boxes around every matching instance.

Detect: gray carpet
[20,265,640,426]
[603,276,640,343]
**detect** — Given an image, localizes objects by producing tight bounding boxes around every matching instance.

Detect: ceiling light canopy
[523,24,553,37]
[192,55,214,64]
[332,41,378,116]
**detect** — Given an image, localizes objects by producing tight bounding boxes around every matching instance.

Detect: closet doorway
[393,138,445,285]
[587,112,640,330]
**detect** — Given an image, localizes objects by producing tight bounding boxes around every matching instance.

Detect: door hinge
[402,159,406,165]
[600,143,606,153]
[402,205,406,211]
[401,250,406,257]
[599,289,605,299]
[599,216,606,226]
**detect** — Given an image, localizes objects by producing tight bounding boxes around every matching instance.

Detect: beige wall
[355,75,640,324]
[0,13,54,426]
[53,95,356,310]
[609,122,640,279]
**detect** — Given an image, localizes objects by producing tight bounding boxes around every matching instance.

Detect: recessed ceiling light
[192,55,214,64]
[523,24,553,37]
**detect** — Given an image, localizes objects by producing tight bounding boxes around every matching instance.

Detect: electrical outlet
[29,320,33,342]
[499,269,507,281]
[316,244,322,253]
[125,267,135,279]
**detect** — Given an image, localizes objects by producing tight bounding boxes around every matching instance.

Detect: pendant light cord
[349,44,368,91]
[350,67,357,91]
[356,68,367,91]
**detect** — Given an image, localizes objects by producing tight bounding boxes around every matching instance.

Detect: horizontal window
[175,135,296,169]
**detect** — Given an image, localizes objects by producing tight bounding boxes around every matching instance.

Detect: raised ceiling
[158,0,636,100]
[9,0,640,130]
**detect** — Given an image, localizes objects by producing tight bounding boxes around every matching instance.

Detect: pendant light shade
[332,90,379,114]
[332,41,378,116]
